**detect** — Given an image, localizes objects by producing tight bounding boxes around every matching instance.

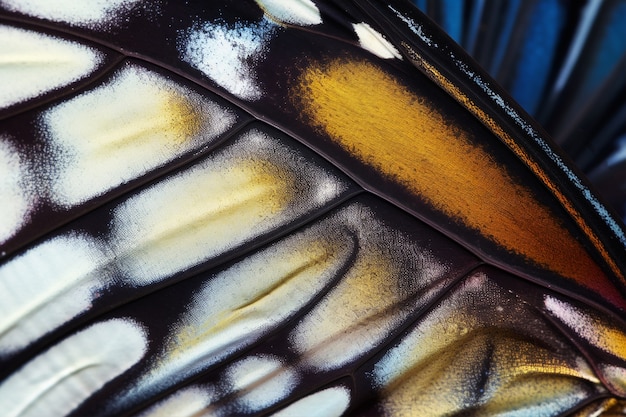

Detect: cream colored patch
[353,22,401,59]
[0,318,146,417]
[0,138,33,244]
[111,128,349,285]
[291,205,449,370]
[256,0,322,26]
[0,233,109,355]
[271,386,351,417]
[0,24,103,109]
[225,355,298,411]
[43,62,237,207]
[138,386,217,417]
[0,0,141,26]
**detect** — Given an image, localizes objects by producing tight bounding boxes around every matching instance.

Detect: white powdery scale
[0,233,111,354]
[0,0,141,27]
[0,137,33,244]
[599,364,626,397]
[547,297,626,403]
[0,24,103,109]
[544,295,624,357]
[138,386,217,417]
[180,17,277,100]
[0,318,147,417]
[388,5,437,47]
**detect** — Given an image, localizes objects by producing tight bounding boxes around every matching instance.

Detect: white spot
[271,386,351,417]
[465,271,488,289]
[0,233,110,354]
[0,318,147,417]
[138,386,217,417]
[0,138,33,243]
[181,17,277,100]
[0,24,103,109]
[225,355,298,411]
[353,22,402,59]
[0,0,141,27]
[256,0,322,26]
[43,63,237,208]
[314,177,348,206]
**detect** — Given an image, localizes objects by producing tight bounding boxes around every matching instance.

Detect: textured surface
[0,1,625,416]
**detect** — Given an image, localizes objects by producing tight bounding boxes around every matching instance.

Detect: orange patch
[292,57,622,306]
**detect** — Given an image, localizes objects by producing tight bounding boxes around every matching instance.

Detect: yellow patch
[380,333,590,417]
[373,274,600,416]
[90,88,204,153]
[298,251,398,337]
[292,57,614,300]
[291,249,405,369]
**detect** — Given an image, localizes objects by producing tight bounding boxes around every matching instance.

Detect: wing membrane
[1,1,625,416]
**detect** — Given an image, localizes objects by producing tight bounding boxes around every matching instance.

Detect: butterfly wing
[0,1,625,416]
